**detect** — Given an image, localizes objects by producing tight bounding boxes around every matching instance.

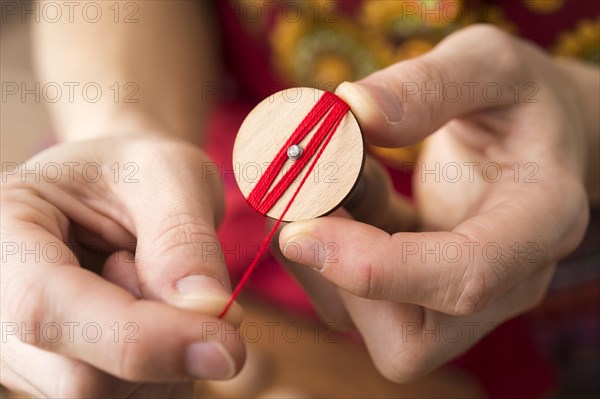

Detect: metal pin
[287,145,303,161]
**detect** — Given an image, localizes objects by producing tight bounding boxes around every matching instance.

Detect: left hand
[1,135,245,398]
[278,24,591,381]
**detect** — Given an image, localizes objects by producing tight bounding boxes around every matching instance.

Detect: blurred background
[1,0,50,166]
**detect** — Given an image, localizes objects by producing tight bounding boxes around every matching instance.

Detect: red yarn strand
[247,92,337,208]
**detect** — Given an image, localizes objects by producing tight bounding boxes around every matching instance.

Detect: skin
[1,2,598,397]
[279,25,599,381]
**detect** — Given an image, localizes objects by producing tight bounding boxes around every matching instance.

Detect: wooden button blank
[233,88,364,221]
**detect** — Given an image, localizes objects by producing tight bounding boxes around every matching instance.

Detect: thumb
[336,25,527,147]
[113,140,243,322]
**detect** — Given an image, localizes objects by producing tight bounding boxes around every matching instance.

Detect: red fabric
[453,316,557,398]
[215,2,283,103]
[494,0,600,47]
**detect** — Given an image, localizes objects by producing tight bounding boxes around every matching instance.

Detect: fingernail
[339,81,403,124]
[167,275,244,324]
[185,341,236,380]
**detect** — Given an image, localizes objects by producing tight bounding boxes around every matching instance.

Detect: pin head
[287,145,303,161]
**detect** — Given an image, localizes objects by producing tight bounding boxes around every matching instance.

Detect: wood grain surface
[233,88,364,221]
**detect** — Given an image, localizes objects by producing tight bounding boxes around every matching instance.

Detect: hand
[1,134,245,397]
[279,24,591,381]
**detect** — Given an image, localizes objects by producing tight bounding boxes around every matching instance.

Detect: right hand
[1,134,245,398]
[279,24,592,381]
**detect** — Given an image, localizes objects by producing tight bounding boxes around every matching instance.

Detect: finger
[2,226,245,382]
[22,138,243,321]
[279,188,578,315]
[336,24,529,147]
[275,211,353,329]
[3,265,246,382]
[203,344,274,398]
[280,257,355,329]
[337,293,428,383]
[103,250,142,298]
[279,185,412,328]
[109,140,243,322]
[337,265,555,383]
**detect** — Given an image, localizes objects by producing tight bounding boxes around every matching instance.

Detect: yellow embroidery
[553,17,600,64]
[268,1,459,163]
[361,0,463,35]
[270,3,387,88]
[523,0,565,15]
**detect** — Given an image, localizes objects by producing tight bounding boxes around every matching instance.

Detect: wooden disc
[233,87,364,221]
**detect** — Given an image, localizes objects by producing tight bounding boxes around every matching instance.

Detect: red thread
[219,92,350,319]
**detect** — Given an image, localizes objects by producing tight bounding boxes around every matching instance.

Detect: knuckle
[151,213,218,259]
[462,23,510,41]
[351,261,384,299]
[470,24,522,69]
[495,42,523,76]
[140,140,203,171]
[451,24,524,77]
[2,271,46,344]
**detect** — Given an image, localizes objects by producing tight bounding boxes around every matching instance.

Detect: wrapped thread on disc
[233,87,365,221]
